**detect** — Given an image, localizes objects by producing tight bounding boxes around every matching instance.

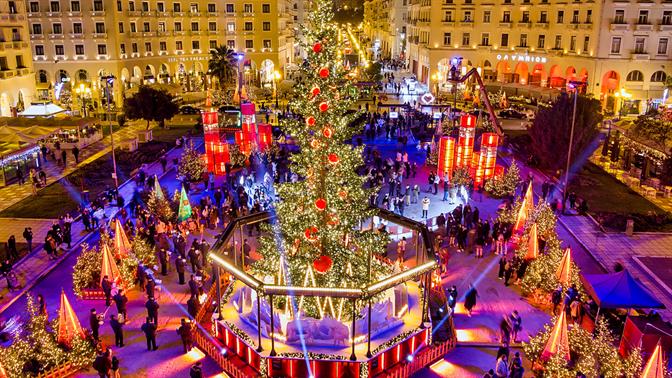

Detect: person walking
[158,248,168,276]
[141,317,159,351]
[72,146,80,164]
[145,297,160,325]
[110,314,124,347]
[7,235,18,261]
[101,275,113,306]
[113,289,128,321]
[412,184,419,204]
[498,256,506,280]
[421,196,430,218]
[38,294,48,319]
[89,308,100,340]
[494,354,509,378]
[190,362,203,378]
[188,274,201,297]
[499,315,511,344]
[177,318,194,353]
[110,356,120,378]
[93,351,112,378]
[396,237,407,262]
[509,310,522,342]
[187,294,200,319]
[146,278,156,299]
[464,285,478,316]
[447,285,458,311]
[23,227,33,253]
[176,257,186,285]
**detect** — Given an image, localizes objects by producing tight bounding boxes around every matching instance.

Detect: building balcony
[17,68,31,76]
[190,30,202,35]
[90,10,105,16]
[142,31,155,37]
[189,11,201,16]
[207,12,218,17]
[30,34,44,40]
[69,33,83,38]
[173,30,187,36]
[659,23,672,31]
[158,31,170,36]
[127,10,141,16]
[631,52,649,59]
[459,20,473,26]
[74,55,86,60]
[67,10,82,16]
[579,23,592,29]
[159,50,168,55]
[158,11,171,17]
[441,20,455,26]
[634,23,653,31]
[173,11,186,17]
[610,22,629,31]
[92,33,107,38]
[568,22,580,29]
[47,12,61,17]
[517,21,531,27]
[27,12,41,17]
[208,30,218,34]
[0,70,16,79]
[243,12,255,17]
[499,21,512,27]
[418,20,430,26]
[48,33,64,39]
[534,21,549,28]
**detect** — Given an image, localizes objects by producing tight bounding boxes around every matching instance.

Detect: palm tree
[208,45,238,89]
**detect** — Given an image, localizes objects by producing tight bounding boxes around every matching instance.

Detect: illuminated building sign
[496,54,547,63]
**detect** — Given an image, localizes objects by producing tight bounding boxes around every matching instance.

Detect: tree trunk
[146,119,150,130]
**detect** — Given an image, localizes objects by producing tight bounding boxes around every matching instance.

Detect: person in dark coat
[101,275,113,306]
[141,317,158,351]
[23,227,33,252]
[38,294,48,319]
[146,278,156,299]
[177,318,194,353]
[188,275,200,297]
[93,351,112,378]
[158,248,168,276]
[189,362,203,378]
[7,235,18,261]
[137,263,147,291]
[464,285,478,316]
[176,257,186,285]
[146,297,160,325]
[110,314,124,347]
[503,260,514,286]
[113,289,128,320]
[187,295,200,318]
[89,308,100,340]
[498,257,507,279]
[447,285,458,311]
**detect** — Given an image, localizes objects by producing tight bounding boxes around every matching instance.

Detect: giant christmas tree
[251,3,389,319]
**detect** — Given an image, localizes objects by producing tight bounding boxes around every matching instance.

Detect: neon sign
[496,54,547,63]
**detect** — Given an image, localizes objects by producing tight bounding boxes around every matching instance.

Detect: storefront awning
[18,103,66,117]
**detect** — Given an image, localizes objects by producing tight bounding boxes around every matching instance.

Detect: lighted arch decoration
[76,69,89,83]
[578,68,589,82]
[483,60,492,69]
[120,67,130,83]
[548,65,565,88]
[56,69,70,83]
[601,70,619,94]
[626,70,644,82]
[565,66,577,82]
[159,64,171,83]
[37,69,49,84]
[495,61,511,82]
[531,63,547,86]
[131,66,142,83]
[437,58,452,82]
[514,62,529,84]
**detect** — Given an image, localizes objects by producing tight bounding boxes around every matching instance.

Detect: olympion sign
[496,54,547,63]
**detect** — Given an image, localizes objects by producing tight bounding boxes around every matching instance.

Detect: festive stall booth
[619,315,672,372]
[206,209,454,378]
[0,144,40,186]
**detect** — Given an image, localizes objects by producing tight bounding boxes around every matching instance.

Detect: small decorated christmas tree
[485,160,520,198]
[178,142,206,182]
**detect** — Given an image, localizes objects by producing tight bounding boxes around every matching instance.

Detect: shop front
[0,145,41,186]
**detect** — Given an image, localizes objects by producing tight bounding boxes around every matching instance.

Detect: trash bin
[625,219,634,236]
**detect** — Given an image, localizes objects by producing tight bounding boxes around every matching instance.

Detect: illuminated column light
[475,132,499,186]
[437,136,455,179]
[455,115,476,168]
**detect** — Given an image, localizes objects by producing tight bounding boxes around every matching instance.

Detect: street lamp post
[75,84,91,117]
[236,52,244,103]
[101,75,119,189]
[562,80,586,213]
[273,70,281,108]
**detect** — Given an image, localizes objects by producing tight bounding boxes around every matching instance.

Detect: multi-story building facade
[366,0,671,112]
[0,0,36,116]
[27,0,296,106]
[363,0,407,60]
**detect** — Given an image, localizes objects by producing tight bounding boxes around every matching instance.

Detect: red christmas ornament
[322,127,333,138]
[313,42,323,53]
[319,102,329,112]
[313,255,333,274]
[327,213,340,226]
[338,190,348,200]
[311,86,321,98]
[304,226,318,241]
[306,116,316,126]
[310,139,320,149]
[328,153,339,164]
[319,67,329,78]
[314,198,327,211]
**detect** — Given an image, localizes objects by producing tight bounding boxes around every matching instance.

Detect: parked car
[179,105,201,114]
[498,108,527,119]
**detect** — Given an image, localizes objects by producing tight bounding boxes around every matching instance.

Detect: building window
[502,11,510,22]
[173,2,180,11]
[481,33,489,46]
[97,44,107,54]
[128,1,134,11]
[175,41,182,50]
[158,22,165,32]
[143,22,150,32]
[140,1,148,10]
[70,1,80,11]
[208,22,216,31]
[634,37,646,53]
[663,11,672,25]
[55,45,64,55]
[160,41,166,50]
[35,45,44,55]
[444,11,453,21]
[30,2,39,12]
[583,36,589,51]
[190,3,198,12]
[557,10,564,23]
[132,42,138,52]
[191,22,199,31]
[0,58,8,71]
[554,35,562,49]
[262,3,270,12]
[207,3,215,12]
[95,22,105,33]
[483,11,490,23]
[462,32,470,46]
[53,23,62,34]
[501,33,508,47]
[192,40,199,49]
[93,0,103,10]
[521,11,529,23]
[130,22,136,32]
[658,38,669,55]
[157,2,164,11]
[569,35,576,51]
[503,0,511,4]
[585,10,592,23]
[73,22,82,33]
[243,3,252,13]
[16,55,24,68]
[50,1,60,12]
[120,43,125,53]
[75,44,84,54]
[227,40,235,48]
[209,40,217,49]
[227,22,235,32]
[226,3,233,12]
[538,35,545,48]
[245,39,253,48]
[626,70,643,81]
[651,70,667,82]
[174,22,181,31]
[443,32,451,45]
[610,37,621,53]
[540,11,547,23]
[263,39,271,48]
[614,10,624,24]
[638,10,648,24]
[263,21,271,31]
[519,34,527,47]
[32,24,42,34]
[145,42,151,51]
[244,22,253,31]
[117,0,122,11]
[572,10,579,23]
